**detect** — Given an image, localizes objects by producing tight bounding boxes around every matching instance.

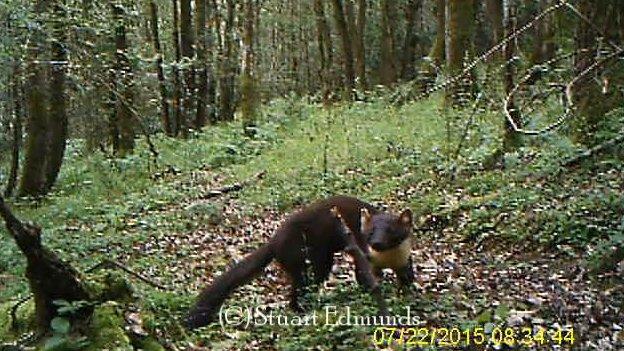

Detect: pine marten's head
[361,208,412,252]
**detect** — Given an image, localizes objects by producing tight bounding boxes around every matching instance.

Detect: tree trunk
[429,0,446,68]
[241,0,257,135]
[289,0,300,94]
[530,0,556,65]
[207,0,217,124]
[313,0,334,103]
[19,0,50,197]
[180,0,195,136]
[253,0,263,101]
[0,196,92,330]
[485,0,503,51]
[172,0,183,135]
[149,1,173,136]
[5,61,22,198]
[401,0,422,80]
[355,0,366,89]
[379,0,398,86]
[531,0,545,64]
[503,0,522,151]
[572,0,623,143]
[542,0,556,61]
[345,0,366,90]
[219,0,236,121]
[108,70,120,152]
[420,0,446,91]
[45,1,68,191]
[302,9,313,94]
[112,3,135,155]
[195,0,209,129]
[445,0,475,106]
[331,0,355,97]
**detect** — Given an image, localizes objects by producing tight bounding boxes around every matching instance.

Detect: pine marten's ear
[399,209,412,227]
[330,206,340,218]
[360,208,372,232]
[361,208,372,222]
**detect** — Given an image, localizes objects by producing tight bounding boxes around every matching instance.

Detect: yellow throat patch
[368,237,411,270]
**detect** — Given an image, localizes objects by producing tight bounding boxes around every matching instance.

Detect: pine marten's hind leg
[282,262,306,312]
[275,243,307,312]
[311,249,334,285]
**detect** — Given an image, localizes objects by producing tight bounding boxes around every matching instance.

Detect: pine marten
[185,195,414,329]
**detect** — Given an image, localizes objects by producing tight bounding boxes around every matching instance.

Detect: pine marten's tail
[185,243,274,329]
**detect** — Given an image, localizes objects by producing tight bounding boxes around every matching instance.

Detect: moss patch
[85,302,132,351]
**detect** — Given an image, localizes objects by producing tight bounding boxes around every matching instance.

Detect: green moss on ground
[85,303,132,351]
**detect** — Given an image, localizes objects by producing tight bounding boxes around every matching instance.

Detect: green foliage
[42,315,89,351]
[53,300,91,318]
[1,93,623,349]
[84,303,132,351]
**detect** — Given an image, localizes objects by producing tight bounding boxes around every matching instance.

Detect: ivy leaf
[50,317,71,334]
[43,335,68,351]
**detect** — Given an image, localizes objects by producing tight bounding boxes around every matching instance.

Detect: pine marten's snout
[369,238,387,251]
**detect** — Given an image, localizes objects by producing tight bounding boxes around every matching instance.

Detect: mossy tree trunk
[180,0,195,135]
[241,0,258,136]
[379,0,398,86]
[355,0,367,90]
[445,0,475,106]
[45,1,68,189]
[331,0,355,98]
[401,0,423,81]
[0,196,92,330]
[20,0,51,197]
[111,2,135,155]
[194,0,209,129]
[313,0,334,104]
[430,0,446,68]
[149,1,173,136]
[219,0,236,121]
[5,57,22,198]
[571,0,624,143]
[420,0,445,91]
[485,0,503,56]
[207,0,217,124]
[502,0,522,151]
[345,0,366,90]
[531,0,556,65]
[171,0,183,135]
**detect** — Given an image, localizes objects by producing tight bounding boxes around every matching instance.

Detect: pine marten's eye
[366,228,375,238]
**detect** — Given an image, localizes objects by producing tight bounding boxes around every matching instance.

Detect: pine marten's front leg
[395,257,415,291]
[331,207,389,317]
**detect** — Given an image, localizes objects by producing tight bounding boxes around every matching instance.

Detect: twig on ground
[86,259,170,290]
[199,171,266,200]
[561,129,624,168]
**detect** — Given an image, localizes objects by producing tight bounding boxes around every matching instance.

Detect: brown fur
[185,195,414,329]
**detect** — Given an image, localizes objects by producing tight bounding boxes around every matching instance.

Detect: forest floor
[1,95,623,350]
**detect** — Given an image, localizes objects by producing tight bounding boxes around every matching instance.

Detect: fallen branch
[199,171,266,200]
[562,128,624,168]
[86,259,170,290]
